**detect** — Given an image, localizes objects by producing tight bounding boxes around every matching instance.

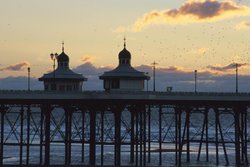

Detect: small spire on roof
[123,37,126,48]
[62,41,64,52]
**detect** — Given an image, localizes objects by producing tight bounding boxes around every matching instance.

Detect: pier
[0,90,249,166]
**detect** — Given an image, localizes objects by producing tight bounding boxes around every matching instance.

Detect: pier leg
[89,110,96,166]
[136,110,139,166]
[65,108,72,165]
[159,105,162,166]
[0,105,6,166]
[186,110,190,162]
[244,110,248,165]
[140,109,143,166]
[20,106,24,166]
[81,110,85,163]
[175,108,178,165]
[65,110,69,165]
[143,106,147,166]
[178,108,182,166]
[235,109,240,166]
[148,106,151,163]
[215,109,219,165]
[26,106,31,165]
[39,108,44,165]
[175,107,182,166]
[44,106,51,166]
[205,109,209,162]
[69,111,72,164]
[101,110,104,166]
[114,109,121,166]
[130,109,135,163]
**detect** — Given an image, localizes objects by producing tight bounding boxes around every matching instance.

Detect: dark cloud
[0,62,30,71]
[207,63,249,72]
[72,63,112,90]
[0,76,42,90]
[1,62,250,92]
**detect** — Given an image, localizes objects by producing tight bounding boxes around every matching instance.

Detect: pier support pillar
[81,110,85,163]
[148,105,151,163]
[114,109,121,166]
[43,105,51,166]
[0,105,6,166]
[234,108,240,166]
[130,108,135,163]
[26,105,31,165]
[89,109,96,166]
[20,106,24,165]
[65,107,73,165]
[159,105,162,166]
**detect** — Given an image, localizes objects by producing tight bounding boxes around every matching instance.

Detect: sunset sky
[0,0,250,91]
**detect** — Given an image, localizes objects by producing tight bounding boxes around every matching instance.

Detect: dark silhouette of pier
[0,91,249,166]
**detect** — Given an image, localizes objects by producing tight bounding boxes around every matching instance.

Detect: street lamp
[194,70,197,93]
[152,61,158,92]
[50,53,58,90]
[235,63,238,93]
[27,67,30,91]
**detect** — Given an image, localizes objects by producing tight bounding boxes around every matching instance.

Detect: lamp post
[50,53,58,90]
[194,70,197,93]
[152,61,158,92]
[27,67,30,91]
[236,63,238,93]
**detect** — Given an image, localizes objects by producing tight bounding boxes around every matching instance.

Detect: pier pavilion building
[39,45,87,91]
[100,39,150,91]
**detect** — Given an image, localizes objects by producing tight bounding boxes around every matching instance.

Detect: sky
[0,0,250,92]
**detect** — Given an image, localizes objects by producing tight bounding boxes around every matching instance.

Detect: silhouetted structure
[100,38,149,91]
[39,44,87,91]
[0,91,249,167]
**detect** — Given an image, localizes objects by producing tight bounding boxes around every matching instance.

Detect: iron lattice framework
[0,91,250,166]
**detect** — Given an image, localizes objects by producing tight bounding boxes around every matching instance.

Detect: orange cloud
[81,55,96,63]
[132,0,250,31]
[0,62,30,71]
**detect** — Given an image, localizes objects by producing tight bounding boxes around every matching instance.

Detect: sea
[1,107,249,166]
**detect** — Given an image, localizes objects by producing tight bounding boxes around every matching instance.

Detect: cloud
[0,76,42,90]
[0,62,30,71]
[81,55,96,63]
[235,21,250,30]
[132,0,250,31]
[207,63,249,72]
[2,62,250,92]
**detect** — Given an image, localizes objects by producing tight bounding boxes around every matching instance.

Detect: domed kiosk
[99,39,150,91]
[39,44,87,91]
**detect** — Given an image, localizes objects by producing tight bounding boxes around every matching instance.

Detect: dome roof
[57,52,69,62]
[118,48,131,59]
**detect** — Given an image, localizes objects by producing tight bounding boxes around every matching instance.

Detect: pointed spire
[123,37,126,49]
[62,41,64,52]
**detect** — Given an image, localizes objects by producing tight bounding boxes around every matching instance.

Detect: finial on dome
[123,37,126,48]
[62,41,64,52]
